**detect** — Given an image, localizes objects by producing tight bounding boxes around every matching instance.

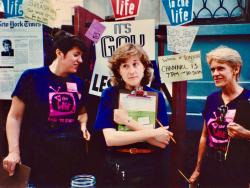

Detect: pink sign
[85,19,106,43]
[110,0,141,20]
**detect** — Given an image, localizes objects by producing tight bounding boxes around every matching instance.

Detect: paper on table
[0,162,31,188]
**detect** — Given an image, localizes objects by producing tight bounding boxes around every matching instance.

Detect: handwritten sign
[85,19,106,43]
[23,0,56,27]
[110,0,141,20]
[89,19,155,97]
[162,0,193,26]
[167,26,199,53]
[3,0,23,18]
[158,51,202,82]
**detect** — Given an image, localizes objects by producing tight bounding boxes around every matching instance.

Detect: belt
[206,147,226,162]
[116,148,154,154]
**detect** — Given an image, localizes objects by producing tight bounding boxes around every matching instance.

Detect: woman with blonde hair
[189,46,250,187]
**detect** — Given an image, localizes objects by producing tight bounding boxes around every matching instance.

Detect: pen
[178,169,191,184]
[224,137,231,160]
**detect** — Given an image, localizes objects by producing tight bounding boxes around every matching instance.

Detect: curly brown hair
[108,43,153,87]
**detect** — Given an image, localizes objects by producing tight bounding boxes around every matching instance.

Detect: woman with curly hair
[94,43,173,187]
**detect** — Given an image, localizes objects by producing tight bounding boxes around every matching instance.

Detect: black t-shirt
[12,66,86,140]
[203,89,250,151]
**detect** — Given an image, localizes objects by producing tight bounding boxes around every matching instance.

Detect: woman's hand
[81,124,91,141]
[189,169,200,187]
[154,127,173,146]
[3,152,21,176]
[227,122,249,139]
[113,109,129,125]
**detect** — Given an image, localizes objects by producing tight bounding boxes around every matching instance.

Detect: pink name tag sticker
[66,82,78,92]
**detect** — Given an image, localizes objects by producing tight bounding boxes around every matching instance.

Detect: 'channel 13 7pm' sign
[162,0,193,26]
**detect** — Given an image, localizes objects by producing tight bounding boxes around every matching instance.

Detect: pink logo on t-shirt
[207,109,236,150]
[49,92,76,117]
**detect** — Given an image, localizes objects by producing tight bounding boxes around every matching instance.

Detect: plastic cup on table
[71,174,96,188]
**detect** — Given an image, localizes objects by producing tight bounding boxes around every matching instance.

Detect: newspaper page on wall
[0,18,43,100]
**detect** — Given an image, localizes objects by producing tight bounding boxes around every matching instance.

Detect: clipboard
[0,160,31,188]
[118,89,158,131]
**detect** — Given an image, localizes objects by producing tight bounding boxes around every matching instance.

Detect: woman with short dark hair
[2,32,90,187]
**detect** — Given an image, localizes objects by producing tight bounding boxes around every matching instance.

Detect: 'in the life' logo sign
[110,0,141,20]
[162,0,193,26]
[3,0,23,18]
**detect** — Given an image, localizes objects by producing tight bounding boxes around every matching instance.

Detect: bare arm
[127,118,171,148]
[189,121,208,184]
[3,96,25,176]
[103,126,171,147]
[78,106,90,140]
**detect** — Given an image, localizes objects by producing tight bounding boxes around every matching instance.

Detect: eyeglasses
[217,105,228,123]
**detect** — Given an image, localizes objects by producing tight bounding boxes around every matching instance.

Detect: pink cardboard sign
[85,19,106,43]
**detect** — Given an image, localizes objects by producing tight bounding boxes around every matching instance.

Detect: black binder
[0,160,30,188]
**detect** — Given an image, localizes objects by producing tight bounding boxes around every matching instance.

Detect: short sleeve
[12,70,34,103]
[94,88,117,130]
[157,92,168,126]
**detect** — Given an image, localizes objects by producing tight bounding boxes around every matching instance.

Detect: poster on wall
[167,26,199,53]
[89,19,155,97]
[162,0,193,26]
[158,51,202,82]
[2,0,23,18]
[0,18,43,100]
[110,0,141,20]
[85,19,106,43]
[23,0,56,27]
